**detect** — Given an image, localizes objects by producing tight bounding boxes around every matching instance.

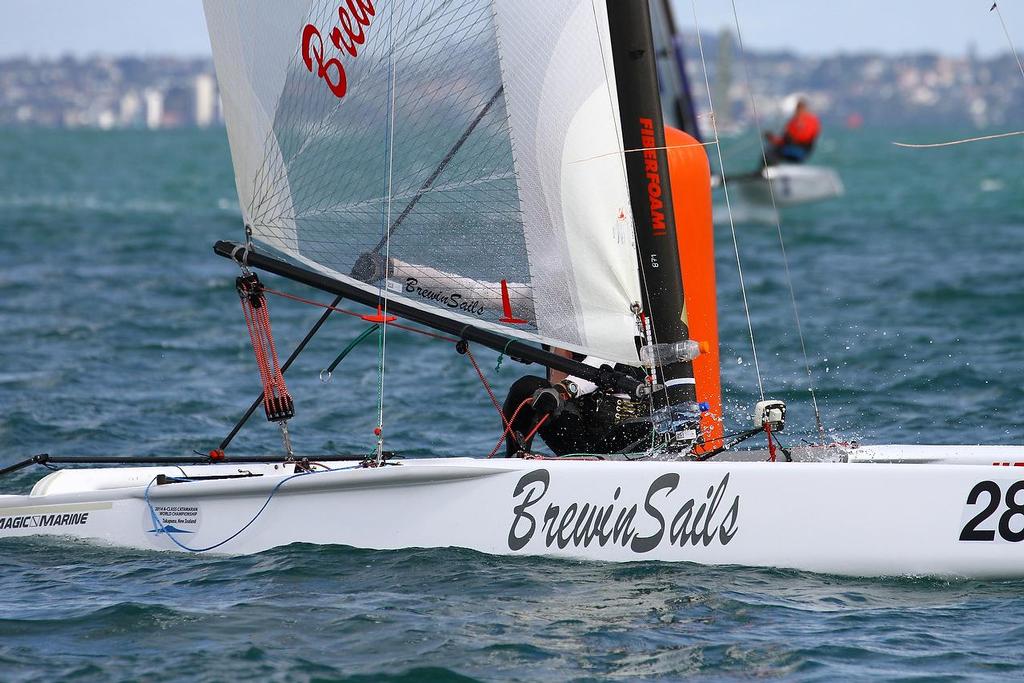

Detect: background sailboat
[649,1,844,208]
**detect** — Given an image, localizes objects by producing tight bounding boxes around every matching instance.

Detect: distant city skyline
[0,1,1020,59]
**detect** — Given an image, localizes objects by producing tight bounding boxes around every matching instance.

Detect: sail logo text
[301,0,376,100]
[639,118,667,236]
[507,470,739,553]
[404,278,485,317]
[0,512,89,531]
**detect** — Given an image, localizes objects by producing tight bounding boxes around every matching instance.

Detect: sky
[0,1,1020,60]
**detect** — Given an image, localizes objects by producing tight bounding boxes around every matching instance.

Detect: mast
[606,0,697,408]
[658,0,702,140]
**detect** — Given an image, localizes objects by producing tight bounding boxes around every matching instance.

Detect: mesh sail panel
[491,0,642,362]
[204,0,643,364]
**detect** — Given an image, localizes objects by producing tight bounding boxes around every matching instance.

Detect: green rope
[494,338,516,373]
[322,324,380,379]
[317,322,384,455]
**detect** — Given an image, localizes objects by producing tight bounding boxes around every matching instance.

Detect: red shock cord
[487,397,533,458]
[463,343,541,458]
[237,273,295,422]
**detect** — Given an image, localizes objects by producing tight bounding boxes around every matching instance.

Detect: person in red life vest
[764,98,821,165]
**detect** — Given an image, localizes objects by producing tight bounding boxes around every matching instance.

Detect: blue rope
[144,468,321,553]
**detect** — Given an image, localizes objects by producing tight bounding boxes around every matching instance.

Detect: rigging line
[727,0,824,435]
[727,0,823,433]
[369,84,504,255]
[262,288,455,341]
[376,6,400,464]
[464,344,509,428]
[992,2,1024,83]
[569,140,719,164]
[690,0,765,402]
[893,3,1023,153]
[892,130,1024,148]
[322,324,381,380]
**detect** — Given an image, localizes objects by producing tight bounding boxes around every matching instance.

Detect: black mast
[606,0,696,408]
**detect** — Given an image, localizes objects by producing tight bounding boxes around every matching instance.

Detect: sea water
[0,126,1022,681]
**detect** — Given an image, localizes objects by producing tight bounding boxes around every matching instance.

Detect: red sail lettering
[332,9,359,55]
[301,0,375,100]
[347,0,376,24]
[302,25,347,99]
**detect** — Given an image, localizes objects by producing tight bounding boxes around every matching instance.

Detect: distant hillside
[0,38,1021,129]
[681,31,1023,129]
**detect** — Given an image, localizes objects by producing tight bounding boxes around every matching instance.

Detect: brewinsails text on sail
[204,0,651,366]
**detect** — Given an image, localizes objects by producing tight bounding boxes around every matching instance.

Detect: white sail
[204,0,644,364]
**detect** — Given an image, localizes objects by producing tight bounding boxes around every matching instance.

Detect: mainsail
[204,0,645,364]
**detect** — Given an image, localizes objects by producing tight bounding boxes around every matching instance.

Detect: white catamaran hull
[732,164,844,207]
[3,445,1024,578]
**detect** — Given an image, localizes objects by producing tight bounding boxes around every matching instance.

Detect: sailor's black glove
[530,387,564,419]
[350,251,391,283]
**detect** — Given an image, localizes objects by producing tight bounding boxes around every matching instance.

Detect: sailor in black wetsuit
[349,251,650,456]
[501,349,652,457]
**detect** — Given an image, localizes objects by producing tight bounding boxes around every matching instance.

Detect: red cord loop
[487,397,532,458]
[464,344,536,458]
[237,274,295,423]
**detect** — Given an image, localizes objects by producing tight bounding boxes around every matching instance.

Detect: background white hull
[3,445,1024,578]
[732,164,844,207]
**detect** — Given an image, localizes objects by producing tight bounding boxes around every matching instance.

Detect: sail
[203,0,645,364]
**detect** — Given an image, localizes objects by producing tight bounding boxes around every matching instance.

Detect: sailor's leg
[537,410,602,456]
[780,144,808,163]
[592,421,656,454]
[502,375,550,457]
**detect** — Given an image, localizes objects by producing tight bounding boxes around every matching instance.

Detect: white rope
[893,130,1024,148]
[570,140,719,164]
[727,0,825,436]
[376,1,399,464]
[992,2,1024,83]
[690,0,765,402]
[894,5,1024,151]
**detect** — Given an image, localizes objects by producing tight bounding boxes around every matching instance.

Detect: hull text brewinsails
[507,469,740,553]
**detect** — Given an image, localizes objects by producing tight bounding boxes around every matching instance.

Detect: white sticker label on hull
[150,505,201,535]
